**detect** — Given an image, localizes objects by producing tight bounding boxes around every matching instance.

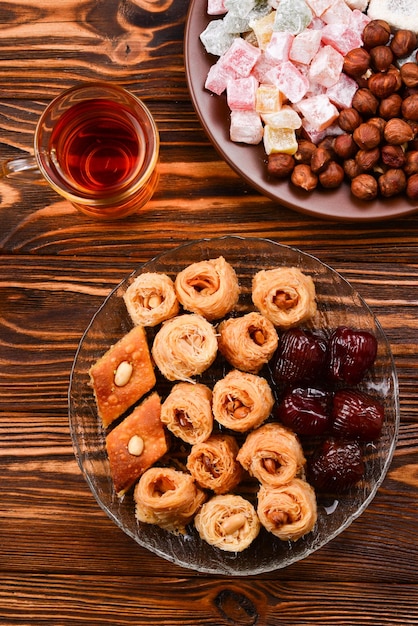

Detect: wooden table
[1,1,417,624]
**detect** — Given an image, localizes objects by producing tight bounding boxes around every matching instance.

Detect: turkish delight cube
[256,84,282,114]
[263,126,298,155]
[207,0,227,15]
[230,110,264,144]
[275,61,310,104]
[262,105,302,129]
[205,58,236,95]
[305,0,335,17]
[227,75,258,110]
[321,0,352,25]
[200,20,238,56]
[225,0,256,18]
[265,30,294,62]
[222,37,261,77]
[251,11,276,49]
[297,94,339,130]
[320,23,363,55]
[309,45,344,88]
[251,53,278,82]
[289,29,322,65]
[274,0,313,35]
[326,72,358,109]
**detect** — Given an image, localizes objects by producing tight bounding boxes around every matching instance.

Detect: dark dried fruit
[308,438,364,493]
[277,387,330,436]
[327,326,378,385]
[331,389,384,441]
[272,328,327,387]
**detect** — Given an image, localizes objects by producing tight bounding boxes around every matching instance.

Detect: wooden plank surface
[0,0,417,624]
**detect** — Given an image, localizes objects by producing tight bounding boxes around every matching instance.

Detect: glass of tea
[1,82,160,219]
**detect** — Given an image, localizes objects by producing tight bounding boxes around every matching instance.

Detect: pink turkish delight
[230,110,263,144]
[205,59,236,95]
[321,23,363,55]
[265,31,294,62]
[321,0,352,25]
[309,45,344,87]
[305,0,335,17]
[251,54,277,82]
[327,72,358,109]
[207,0,227,15]
[290,29,322,65]
[222,38,261,78]
[266,61,310,104]
[227,75,258,110]
[349,8,371,32]
[297,94,339,130]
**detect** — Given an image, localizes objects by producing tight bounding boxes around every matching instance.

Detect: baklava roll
[134,467,206,533]
[212,370,274,433]
[161,382,213,444]
[218,311,278,374]
[194,494,260,552]
[174,256,240,321]
[152,314,218,382]
[123,272,179,327]
[257,479,317,541]
[187,434,243,494]
[237,423,306,488]
[252,267,317,329]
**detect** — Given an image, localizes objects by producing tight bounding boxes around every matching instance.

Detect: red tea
[49,98,147,195]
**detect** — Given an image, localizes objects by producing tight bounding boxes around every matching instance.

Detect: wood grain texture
[0,0,417,623]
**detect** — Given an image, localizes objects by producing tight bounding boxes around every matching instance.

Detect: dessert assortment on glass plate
[185,0,418,220]
[69,236,399,575]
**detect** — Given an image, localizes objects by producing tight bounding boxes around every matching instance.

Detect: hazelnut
[390,29,417,59]
[378,168,406,197]
[344,158,364,179]
[352,88,379,117]
[338,107,363,132]
[404,150,418,176]
[319,161,344,189]
[383,118,414,144]
[401,94,418,121]
[362,20,391,50]
[400,62,418,88]
[311,146,332,173]
[353,122,381,150]
[368,71,399,99]
[355,147,380,171]
[378,93,403,119]
[387,67,403,92]
[370,46,394,72]
[343,47,371,77]
[333,134,358,160]
[318,136,337,159]
[351,173,378,200]
[368,117,387,137]
[294,140,317,164]
[267,153,295,178]
[381,144,406,168]
[406,172,418,199]
[291,164,318,191]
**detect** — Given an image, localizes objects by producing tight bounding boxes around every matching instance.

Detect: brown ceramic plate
[184,0,418,222]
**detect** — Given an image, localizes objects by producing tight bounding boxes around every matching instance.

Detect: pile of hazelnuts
[268,19,418,202]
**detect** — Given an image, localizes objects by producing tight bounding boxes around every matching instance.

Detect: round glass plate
[69,236,399,575]
[184,0,418,223]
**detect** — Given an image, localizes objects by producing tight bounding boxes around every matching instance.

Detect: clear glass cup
[1,82,160,219]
